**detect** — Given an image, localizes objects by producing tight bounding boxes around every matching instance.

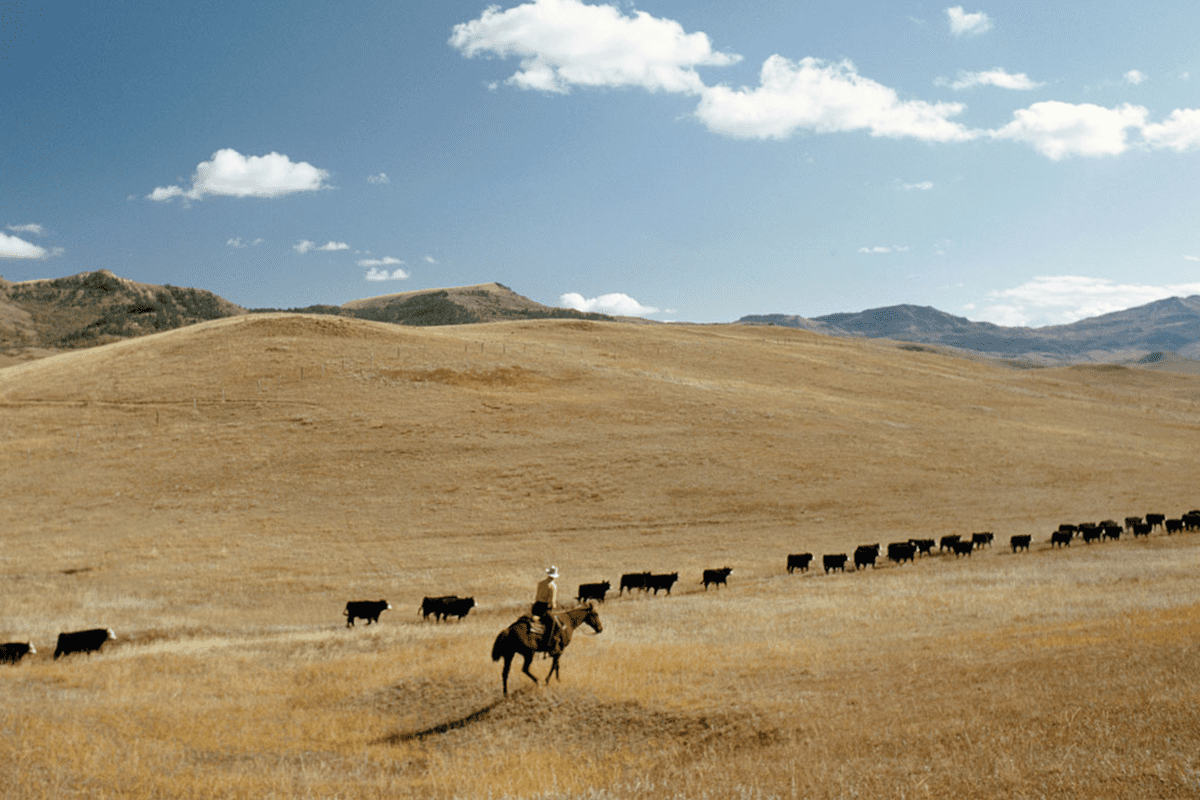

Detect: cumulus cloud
[559,291,658,316]
[148,148,330,202]
[449,0,740,95]
[363,257,410,281]
[939,68,1044,91]
[1124,69,1147,85]
[0,232,49,259]
[6,223,46,236]
[980,275,1200,326]
[294,240,350,254]
[695,56,975,142]
[1141,108,1200,152]
[367,172,389,184]
[946,6,993,36]
[990,101,1147,159]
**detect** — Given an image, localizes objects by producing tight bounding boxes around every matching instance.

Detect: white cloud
[449,0,740,95]
[294,240,350,254]
[899,181,934,191]
[6,223,46,236]
[695,56,975,142]
[991,101,1147,159]
[857,245,909,254]
[1124,69,1147,85]
[363,258,410,281]
[148,148,330,202]
[983,275,1200,326]
[946,6,993,36]
[559,291,658,316]
[358,256,406,268]
[423,255,438,264]
[226,237,263,248]
[939,68,1043,91]
[1141,108,1200,152]
[1185,255,1199,262]
[367,172,389,184]
[0,232,48,259]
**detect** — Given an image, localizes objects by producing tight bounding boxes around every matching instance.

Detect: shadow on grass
[373,687,531,743]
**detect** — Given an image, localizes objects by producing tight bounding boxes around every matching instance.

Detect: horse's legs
[547,655,561,684]
[520,650,539,686]
[501,653,513,696]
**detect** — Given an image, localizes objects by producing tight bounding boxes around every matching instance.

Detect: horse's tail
[491,629,508,662]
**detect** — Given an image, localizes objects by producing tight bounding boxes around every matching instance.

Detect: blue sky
[3,0,1199,326]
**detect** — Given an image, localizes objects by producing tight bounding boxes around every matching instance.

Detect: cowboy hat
[545,566,558,578]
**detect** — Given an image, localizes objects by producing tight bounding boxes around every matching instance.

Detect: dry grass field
[2,314,1199,799]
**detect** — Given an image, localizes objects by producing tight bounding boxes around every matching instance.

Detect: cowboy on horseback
[532,566,563,654]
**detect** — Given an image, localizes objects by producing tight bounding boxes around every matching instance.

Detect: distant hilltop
[739,297,1200,365]
[0,271,614,364]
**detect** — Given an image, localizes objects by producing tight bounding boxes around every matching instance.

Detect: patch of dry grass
[3,316,1200,798]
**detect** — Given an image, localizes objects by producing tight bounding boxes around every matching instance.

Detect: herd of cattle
[4,510,1198,667]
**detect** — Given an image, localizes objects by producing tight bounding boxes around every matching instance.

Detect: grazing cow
[1057,524,1078,536]
[576,581,611,603]
[1124,516,1143,531]
[909,538,936,557]
[1,642,35,665]
[971,532,994,549]
[1183,513,1200,532]
[1165,518,1185,535]
[1132,522,1152,538]
[702,567,733,590]
[419,595,460,621]
[1010,534,1032,553]
[438,596,476,622]
[646,573,679,596]
[854,544,879,571]
[1050,531,1072,547]
[344,599,391,627]
[952,540,974,558]
[787,553,813,574]
[1146,513,1165,530]
[619,572,651,595]
[939,535,961,553]
[1081,526,1102,544]
[823,554,848,574]
[887,541,916,564]
[1102,525,1122,541]
[53,628,115,659]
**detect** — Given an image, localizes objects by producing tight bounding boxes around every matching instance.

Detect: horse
[491,603,602,696]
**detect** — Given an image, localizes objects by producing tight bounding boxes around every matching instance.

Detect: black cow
[344,599,391,627]
[971,532,994,548]
[887,541,916,564]
[439,597,476,621]
[854,544,879,570]
[1,642,35,664]
[419,595,460,621]
[1183,513,1200,532]
[1050,531,1072,547]
[1081,526,1102,544]
[619,572,651,595]
[53,628,115,659]
[1146,513,1165,530]
[1124,516,1142,531]
[909,538,936,557]
[1165,518,1185,535]
[1132,522,1152,538]
[1057,524,1078,536]
[787,553,813,574]
[823,554,848,574]
[953,540,974,557]
[1010,534,1031,552]
[647,573,679,595]
[577,581,611,603]
[939,535,961,553]
[1102,525,1122,541]
[702,567,732,590]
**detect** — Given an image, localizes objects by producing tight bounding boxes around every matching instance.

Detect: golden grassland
[2,314,1200,799]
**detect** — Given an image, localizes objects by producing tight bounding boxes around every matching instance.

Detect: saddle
[516,614,562,655]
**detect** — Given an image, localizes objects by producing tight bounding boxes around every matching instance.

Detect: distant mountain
[0,270,247,358]
[740,296,1200,363]
[0,273,615,363]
